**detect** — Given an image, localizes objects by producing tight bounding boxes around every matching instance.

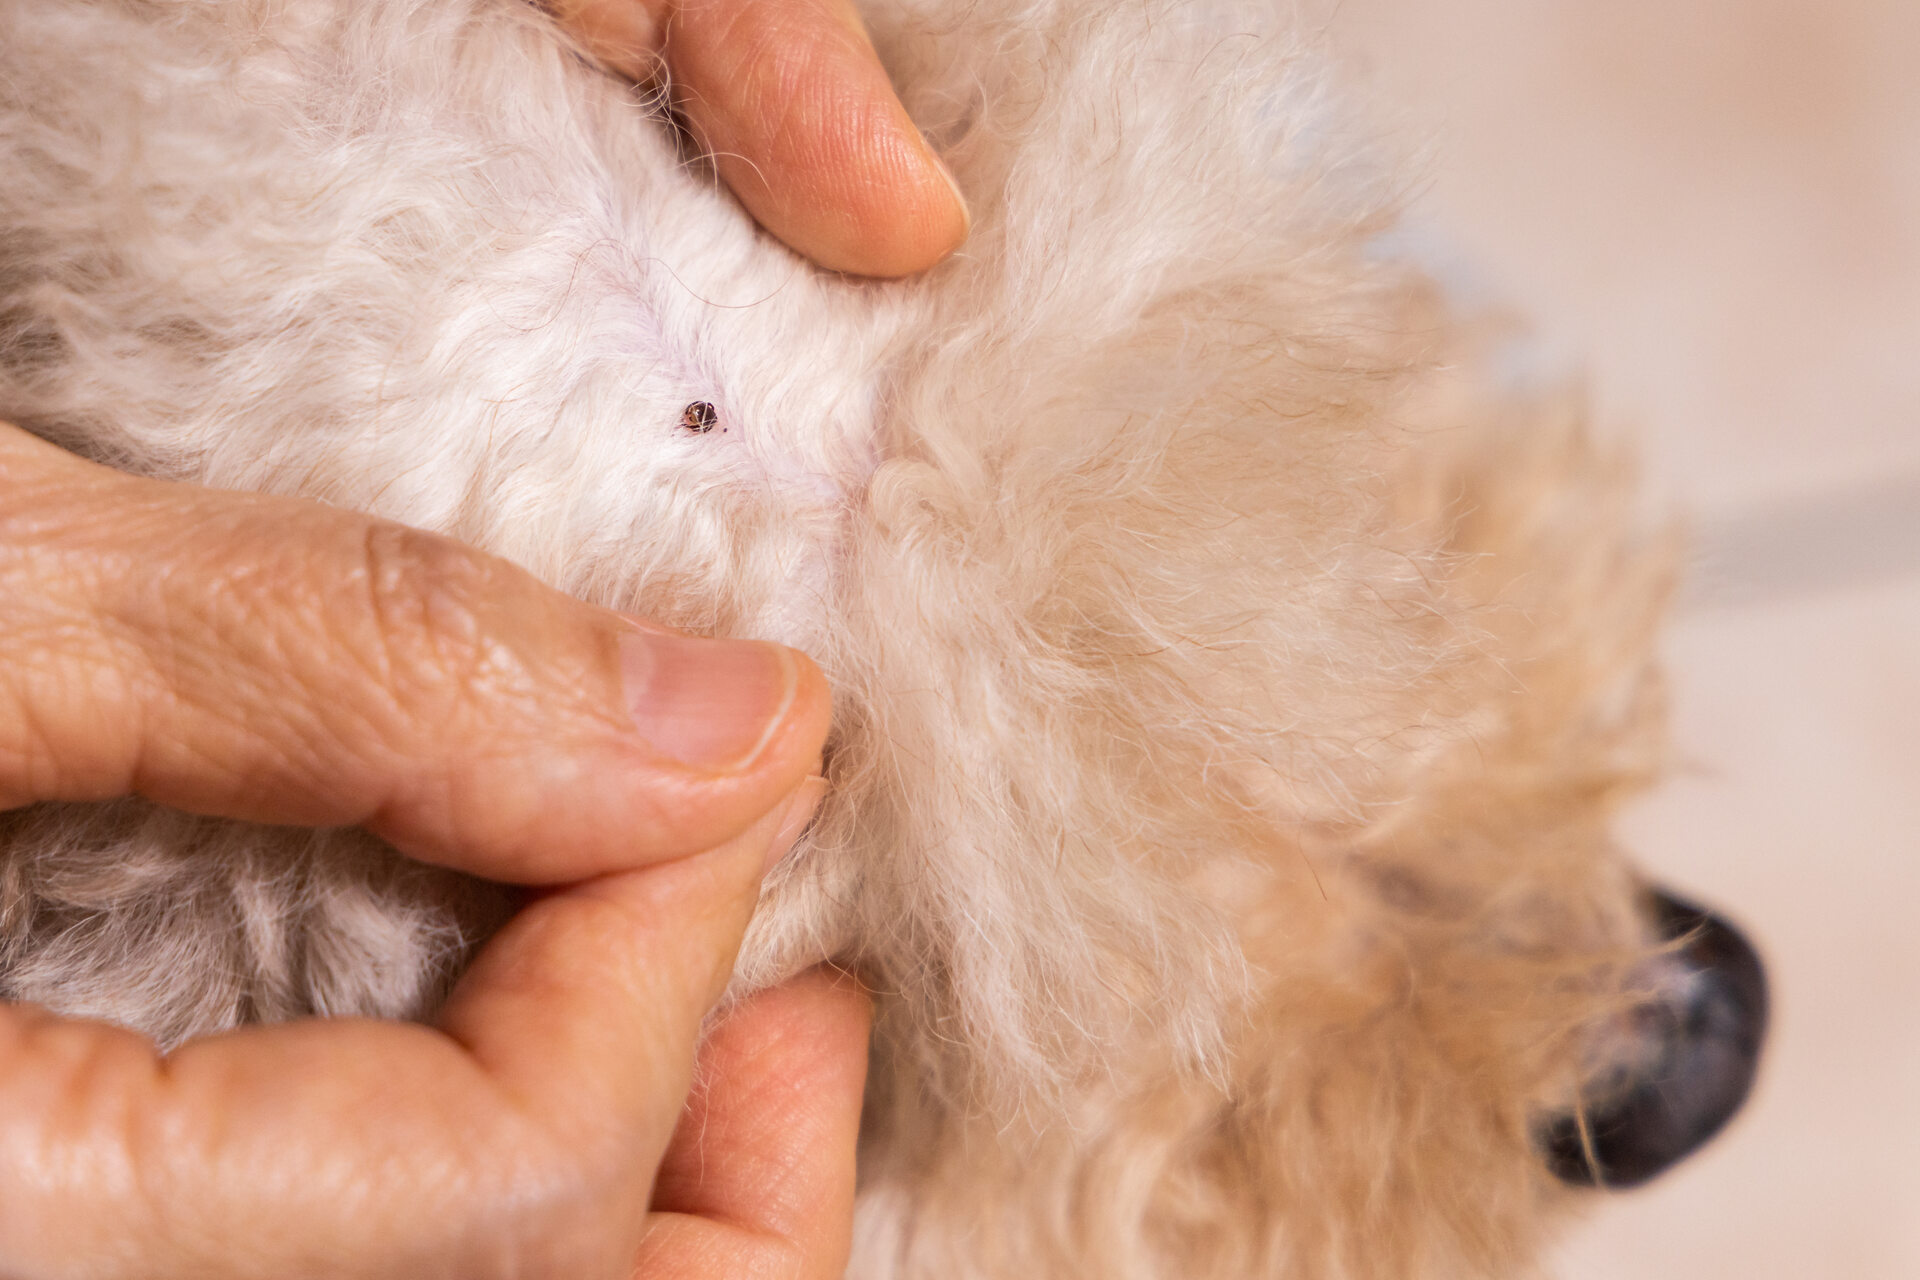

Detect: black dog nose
[1538,889,1769,1189]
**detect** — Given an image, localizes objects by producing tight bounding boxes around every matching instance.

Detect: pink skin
[0,0,959,1270]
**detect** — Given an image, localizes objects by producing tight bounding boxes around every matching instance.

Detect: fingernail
[619,629,798,772]
[763,775,829,875]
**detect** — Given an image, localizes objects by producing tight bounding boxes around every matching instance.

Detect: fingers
[0,422,831,883]
[554,0,968,277]
[0,785,831,1278]
[637,966,873,1279]
[663,0,970,277]
[434,776,830,1141]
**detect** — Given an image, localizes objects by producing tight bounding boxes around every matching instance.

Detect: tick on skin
[681,401,718,433]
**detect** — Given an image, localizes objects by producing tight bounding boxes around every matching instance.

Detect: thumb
[551,0,970,278]
[0,781,829,1278]
[638,965,873,1279]
[0,421,830,881]
[433,777,833,1156]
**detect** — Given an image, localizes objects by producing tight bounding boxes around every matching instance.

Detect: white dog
[0,0,1764,1275]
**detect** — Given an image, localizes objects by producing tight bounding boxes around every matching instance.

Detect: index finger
[0,424,831,884]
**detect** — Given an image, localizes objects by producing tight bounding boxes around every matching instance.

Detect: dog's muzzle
[1537,889,1769,1189]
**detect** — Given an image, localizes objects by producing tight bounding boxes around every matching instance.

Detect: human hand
[0,420,862,1277]
[548,0,969,277]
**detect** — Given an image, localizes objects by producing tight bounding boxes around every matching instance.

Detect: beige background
[1309,2,1920,1276]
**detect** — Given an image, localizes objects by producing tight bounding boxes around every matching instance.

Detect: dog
[0,0,1766,1274]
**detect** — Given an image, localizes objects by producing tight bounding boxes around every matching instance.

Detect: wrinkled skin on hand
[0,0,960,1267]
[0,417,854,1277]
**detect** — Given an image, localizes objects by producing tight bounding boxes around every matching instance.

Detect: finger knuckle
[351,523,521,715]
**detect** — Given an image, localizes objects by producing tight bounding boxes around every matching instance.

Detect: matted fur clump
[0,0,1732,1275]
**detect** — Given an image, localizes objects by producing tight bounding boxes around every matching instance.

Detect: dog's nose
[1537,889,1768,1189]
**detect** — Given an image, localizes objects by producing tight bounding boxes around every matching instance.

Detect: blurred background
[1306,2,1920,1275]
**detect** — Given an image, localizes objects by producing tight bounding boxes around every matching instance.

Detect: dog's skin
[0,0,1765,1275]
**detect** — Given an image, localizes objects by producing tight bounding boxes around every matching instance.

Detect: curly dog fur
[0,0,1715,1274]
